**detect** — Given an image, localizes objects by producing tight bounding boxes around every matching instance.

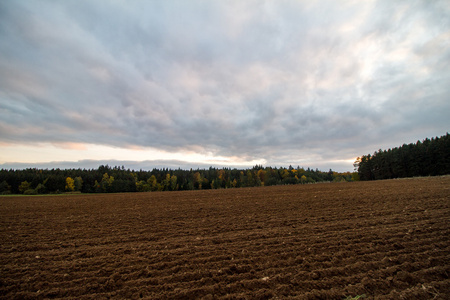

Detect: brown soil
[1,176,449,299]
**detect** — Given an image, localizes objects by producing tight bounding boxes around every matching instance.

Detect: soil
[1,176,449,299]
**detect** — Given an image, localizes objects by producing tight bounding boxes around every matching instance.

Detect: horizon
[0,159,353,173]
[1,1,449,173]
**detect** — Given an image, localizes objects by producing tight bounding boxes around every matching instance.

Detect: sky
[1,0,449,172]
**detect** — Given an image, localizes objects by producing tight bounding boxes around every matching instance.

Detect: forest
[355,133,450,180]
[2,133,448,195]
[0,165,356,195]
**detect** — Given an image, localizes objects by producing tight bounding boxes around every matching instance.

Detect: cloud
[1,0,449,172]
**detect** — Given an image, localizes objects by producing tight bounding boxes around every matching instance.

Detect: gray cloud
[1,0,450,172]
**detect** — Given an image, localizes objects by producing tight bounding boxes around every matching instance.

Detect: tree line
[355,133,450,180]
[0,165,357,195]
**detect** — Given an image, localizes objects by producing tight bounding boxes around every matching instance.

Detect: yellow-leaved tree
[65,177,75,192]
[101,173,114,192]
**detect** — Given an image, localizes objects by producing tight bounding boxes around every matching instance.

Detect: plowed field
[1,176,449,299]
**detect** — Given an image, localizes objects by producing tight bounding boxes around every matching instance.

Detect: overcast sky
[1,0,449,172]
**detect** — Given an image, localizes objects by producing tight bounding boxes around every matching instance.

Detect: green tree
[193,172,203,189]
[94,180,101,193]
[300,175,307,184]
[19,181,30,194]
[246,170,256,187]
[162,174,171,191]
[351,172,360,181]
[136,180,150,192]
[147,175,158,191]
[45,175,65,193]
[257,169,266,186]
[74,176,83,192]
[101,173,114,192]
[231,178,237,188]
[0,181,11,194]
[281,168,289,180]
[35,183,46,194]
[170,175,178,191]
